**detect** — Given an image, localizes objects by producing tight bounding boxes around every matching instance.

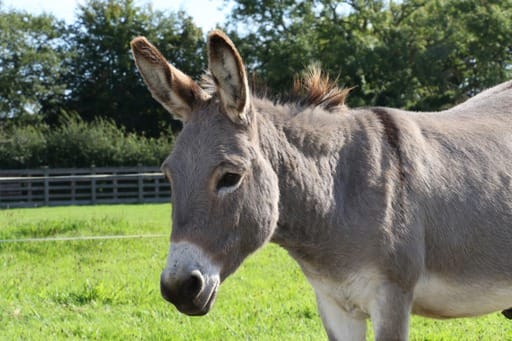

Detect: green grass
[1,205,511,340]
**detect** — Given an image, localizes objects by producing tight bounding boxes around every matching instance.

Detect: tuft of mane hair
[292,65,351,113]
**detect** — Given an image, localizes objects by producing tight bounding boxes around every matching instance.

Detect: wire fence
[0,234,168,243]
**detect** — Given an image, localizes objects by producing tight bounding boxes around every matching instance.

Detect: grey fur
[131,30,512,340]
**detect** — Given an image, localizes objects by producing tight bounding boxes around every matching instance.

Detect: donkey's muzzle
[160,269,218,316]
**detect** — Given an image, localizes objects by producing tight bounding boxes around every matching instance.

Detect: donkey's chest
[303,266,383,319]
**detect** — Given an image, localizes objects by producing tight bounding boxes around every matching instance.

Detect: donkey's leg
[369,282,413,341]
[315,292,366,341]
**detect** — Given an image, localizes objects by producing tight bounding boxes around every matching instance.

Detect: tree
[226,0,320,93]
[63,0,206,136]
[225,0,512,110]
[0,6,69,119]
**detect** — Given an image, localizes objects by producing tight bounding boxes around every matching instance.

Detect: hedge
[0,114,174,169]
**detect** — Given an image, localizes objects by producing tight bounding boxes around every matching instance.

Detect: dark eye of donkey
[217,172,242,191]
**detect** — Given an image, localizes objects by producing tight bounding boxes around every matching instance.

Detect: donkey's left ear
[208,30,251,125]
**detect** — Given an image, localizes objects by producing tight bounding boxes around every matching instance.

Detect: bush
[0,123,48,168]
[0,114,173,169]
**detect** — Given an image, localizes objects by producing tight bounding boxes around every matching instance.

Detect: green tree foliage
[62,0,205,135]
[226,0,512,110]
[225,0,319,91]
[0,6,69,118]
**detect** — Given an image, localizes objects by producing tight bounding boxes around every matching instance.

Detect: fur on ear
[207,30,251,125]
[131,36,209,122]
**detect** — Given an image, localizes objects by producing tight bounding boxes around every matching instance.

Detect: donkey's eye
[216,172,242,192]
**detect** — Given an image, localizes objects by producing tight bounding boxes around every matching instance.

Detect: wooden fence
[0,167,171,208]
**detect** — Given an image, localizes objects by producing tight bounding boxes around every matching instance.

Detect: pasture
[0,204,510,340]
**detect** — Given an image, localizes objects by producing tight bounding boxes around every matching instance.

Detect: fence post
[137,164,143,203]
[71,171,76,204]
[154,177,159,198]
[91,165,96,204]
[27,170,33,204]
[43,166,49,206]
[112,170,118,200]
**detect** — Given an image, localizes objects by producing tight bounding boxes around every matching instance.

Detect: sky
[1,0,230,32]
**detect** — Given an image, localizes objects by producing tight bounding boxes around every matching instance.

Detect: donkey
[130,30,512,340]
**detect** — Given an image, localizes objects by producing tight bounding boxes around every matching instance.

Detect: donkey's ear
[131,37,209,122]
[208,30,251,125]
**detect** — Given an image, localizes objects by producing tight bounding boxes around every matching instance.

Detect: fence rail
[0,167,170,208]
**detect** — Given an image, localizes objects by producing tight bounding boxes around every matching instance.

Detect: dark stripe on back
[371,107,406,186]
[372,108,419,287]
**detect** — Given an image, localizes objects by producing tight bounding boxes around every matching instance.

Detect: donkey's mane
[200,65,350,113]
[290,65,350,113]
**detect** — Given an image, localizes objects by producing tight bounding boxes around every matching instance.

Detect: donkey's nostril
[183,270,204,298]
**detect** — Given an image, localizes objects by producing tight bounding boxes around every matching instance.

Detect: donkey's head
[131,31,279,315]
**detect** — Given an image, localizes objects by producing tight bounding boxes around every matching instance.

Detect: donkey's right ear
[130,37,209,122]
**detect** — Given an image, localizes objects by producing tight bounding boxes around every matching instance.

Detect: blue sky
[1,0,230,32]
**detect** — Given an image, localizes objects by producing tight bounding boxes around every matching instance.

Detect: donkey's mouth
[178,280,219,316]
[195,283,219,315]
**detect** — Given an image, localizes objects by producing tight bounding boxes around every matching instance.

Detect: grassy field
[1,204,511,340]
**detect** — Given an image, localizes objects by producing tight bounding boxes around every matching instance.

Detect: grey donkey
[130,30,512,340]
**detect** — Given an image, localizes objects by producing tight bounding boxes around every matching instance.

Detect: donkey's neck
[255,99,376,256]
